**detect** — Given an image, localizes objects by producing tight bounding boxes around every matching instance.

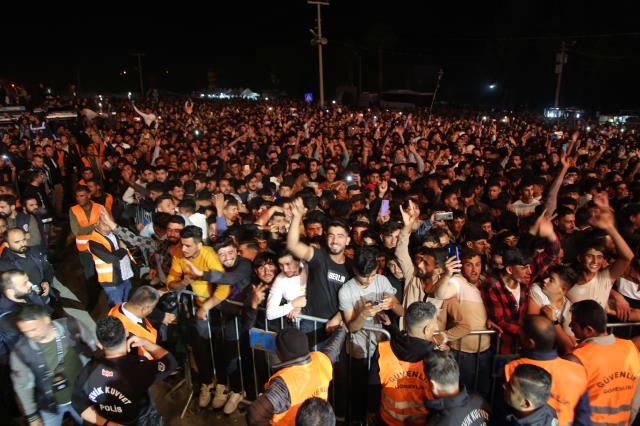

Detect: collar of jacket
[425,386,471,412]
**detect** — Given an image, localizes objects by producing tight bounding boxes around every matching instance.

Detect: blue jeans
[103,279,132,307]
[40,402,83,426]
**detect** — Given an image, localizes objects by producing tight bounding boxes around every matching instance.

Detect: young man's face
[217,245,238,268]
[326,225,350,255]
[462,255,482,285]
[181,237,202,259]
[24,199,39,215]
[278,255,300,278]
[382,230,400,250]
[580,248,604,274]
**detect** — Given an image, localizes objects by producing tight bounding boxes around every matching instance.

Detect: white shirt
[121,303,143,325]
[506,282,521,306]
[266,273,306,320]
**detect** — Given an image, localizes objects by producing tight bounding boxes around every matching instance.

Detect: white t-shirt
[530,284,574,336]
[266,273,306,320]
[566,269,613,310]
[506,282,521,307]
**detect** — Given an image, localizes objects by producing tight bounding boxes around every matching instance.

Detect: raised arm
[286,198,313,262]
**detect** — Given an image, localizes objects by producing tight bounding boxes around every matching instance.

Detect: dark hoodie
[368,323,434,412]
[425,386,491,426]
[505,404,558,426]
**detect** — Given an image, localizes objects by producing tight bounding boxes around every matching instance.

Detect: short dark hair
[353,246,379,277]
[168,214,186,227]
[295,397,335,426]
[571,299,607,333]
[510,364,552,410]
[180,225,203,243]
[522,315,556,352]
[96,317,127,349]
[212,236,235,252]
[74,185,90,195]
[423,351,459,390]
[0,194,17,206]
[1,269,27,291]
[178,198,197,214]
[459,248,482,263]
[16,303,49,322]
[404,301,437,331]
[128,285,160,307]
[253,251,277,269]
[326,220,349,235]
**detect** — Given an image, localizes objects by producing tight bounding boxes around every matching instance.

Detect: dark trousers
[453,348,494,400]
[78,251,100,312]
[191,316,218,385]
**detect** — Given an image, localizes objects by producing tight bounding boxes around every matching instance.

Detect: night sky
[3,1,640,112]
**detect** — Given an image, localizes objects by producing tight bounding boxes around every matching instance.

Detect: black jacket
[425,387,491,425]
[0,246,55,285]
[505,404,558,426]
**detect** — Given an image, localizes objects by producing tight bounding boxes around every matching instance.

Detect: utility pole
[132,52,145,98]
[308,1,329,107]
[428,69,444,122]
[554,42,568,108]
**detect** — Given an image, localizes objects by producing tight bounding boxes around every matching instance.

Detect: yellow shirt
[166,246,230,304]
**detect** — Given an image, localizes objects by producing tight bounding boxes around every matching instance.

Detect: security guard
[370,301,440,426]
[567,300,640,426]
[108,286,163,359]
[246,326,346,425]
[505,315,590,426]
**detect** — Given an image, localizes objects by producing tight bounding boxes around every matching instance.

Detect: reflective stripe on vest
[108,304,157,359]
[505,356,587,426]
[377,340,430,426]
[267,352,333,425]
[88,230,133,284]
[71,202,101,252]
[573,338,640,426]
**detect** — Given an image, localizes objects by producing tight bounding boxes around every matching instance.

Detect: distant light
[265,97,269,101]
[122,70,127,75]
[586,126,591,131]
[331,100,336,104]
[194,130,200,136]
[46,88,51,94]
[576,113,581,118]
[399,112,403,115]
[98,94,103,100]
[621,128,626,133]
[98,102,102,108]
[268,107,273,111]
[501,116,508,123]
[127,92,132,100]
[373,115,377,119]
[165,70,169,75]
[482,116,487,121]
[489,84,496,90]
[200,93,205,98]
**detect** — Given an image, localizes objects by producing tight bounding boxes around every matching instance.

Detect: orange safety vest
[88,229,135,285]
[572,337,640,426]
[378,340,431,426]
[0,242,6,256]
[70,202,101,252]
[56,150,66,176]
[102,193,113,215]
[108,304,157,359]
[266,352,333,425]
[505,356,587,426]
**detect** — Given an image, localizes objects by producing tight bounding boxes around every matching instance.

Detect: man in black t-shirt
[72,316,177,426]
[287,198,352,346]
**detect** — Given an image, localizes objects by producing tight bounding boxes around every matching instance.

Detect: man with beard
[0,228,54,295]
[183,236,253,414]
[0,194,42,248]
[0,270,55,420]
[287,197,352,346]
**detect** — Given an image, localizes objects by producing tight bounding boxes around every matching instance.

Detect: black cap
[276,327,309,361]
[464,225,489,242]
[502,248,532,267]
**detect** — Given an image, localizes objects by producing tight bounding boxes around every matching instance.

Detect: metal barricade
[607,321,640,338]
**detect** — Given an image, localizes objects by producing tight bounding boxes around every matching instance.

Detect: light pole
[308,1,329,107]
[428,69,444,122]
[132,52,145,98]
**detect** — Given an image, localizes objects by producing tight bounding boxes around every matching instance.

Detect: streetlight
[488,83,496,90]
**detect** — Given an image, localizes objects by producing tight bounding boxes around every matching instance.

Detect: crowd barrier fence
[169,291,640,423]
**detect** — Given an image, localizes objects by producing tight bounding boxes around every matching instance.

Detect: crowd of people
[1,93,640,426]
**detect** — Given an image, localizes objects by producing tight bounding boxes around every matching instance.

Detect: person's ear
[466,241,473,249]
[506,266,513,276]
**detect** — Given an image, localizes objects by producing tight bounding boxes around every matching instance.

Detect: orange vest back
[573,337,640,426]
[0,242,6,256]
[505,356,587,426]
[108,304,158,359]
[378,340,431,426]
[267,352,333,425]
[71,202,101,252]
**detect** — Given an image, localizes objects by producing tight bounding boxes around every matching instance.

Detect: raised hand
[182,259,204,278]
[443,256,462,276]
